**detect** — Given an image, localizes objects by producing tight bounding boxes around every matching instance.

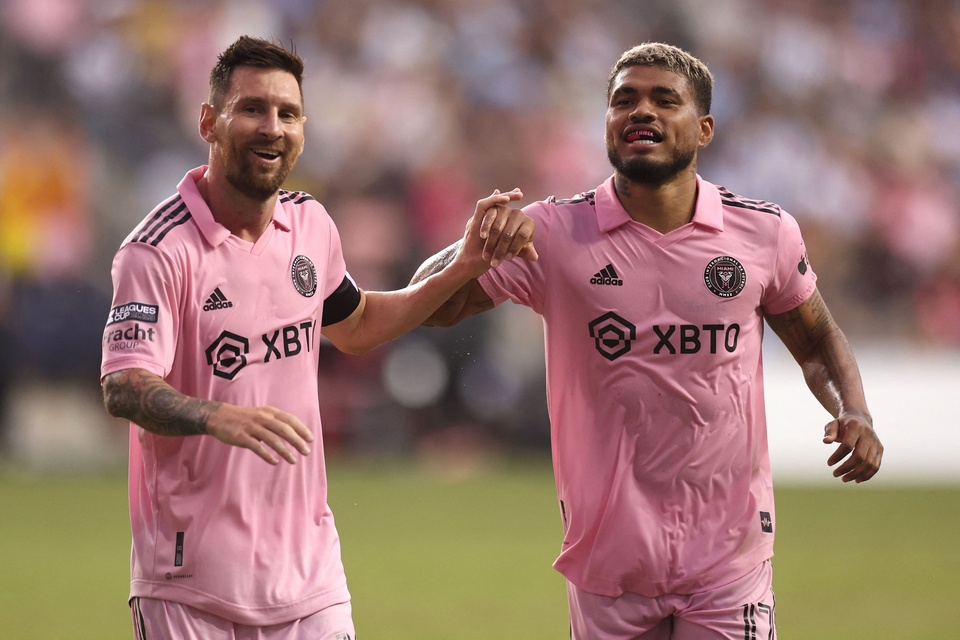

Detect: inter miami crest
[291,255,317,298]
[704,256,746,298]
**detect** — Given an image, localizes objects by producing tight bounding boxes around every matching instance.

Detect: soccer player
[100,36,535,639]
[413,42,883,640]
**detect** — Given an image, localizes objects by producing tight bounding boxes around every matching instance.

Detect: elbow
[422,304,472,328]
[339,342,377,356]
[330,332,381,356]
[422,316,456,328]
[101,377,125,419]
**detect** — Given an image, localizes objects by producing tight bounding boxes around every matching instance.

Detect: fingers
[256,409,313,464]
[476,189,536,267]
[477,188,523,240]
[211,405,314,465]
[823,418,883,483]
[483,209,536,267]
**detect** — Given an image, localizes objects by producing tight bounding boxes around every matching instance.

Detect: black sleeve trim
[321,274,362,326]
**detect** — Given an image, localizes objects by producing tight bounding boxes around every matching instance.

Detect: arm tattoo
[410,241,461,286]
[767,291,865,417]
[475,297,495,313]
[769,291,830,357]
[103,369,221,436]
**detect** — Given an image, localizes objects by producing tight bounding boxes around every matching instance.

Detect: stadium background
[0,0,958,638]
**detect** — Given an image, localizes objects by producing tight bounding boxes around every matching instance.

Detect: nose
[629,98,655,122]
[258,110,283,138]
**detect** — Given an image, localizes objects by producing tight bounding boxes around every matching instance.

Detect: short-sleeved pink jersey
[479,175,817,598]
[101,167,353,625]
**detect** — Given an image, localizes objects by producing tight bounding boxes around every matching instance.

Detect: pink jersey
[479,175,817,597]
[101,167,355,625]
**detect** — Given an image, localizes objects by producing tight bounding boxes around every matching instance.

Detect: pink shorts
[567,560,776,640]
[131,597,355,640]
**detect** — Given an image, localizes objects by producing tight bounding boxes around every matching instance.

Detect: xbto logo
[205,331,249,380]
[205,321,318,380]
[588,312,636,361]
[653,323,740,354]
[589,315,742,360]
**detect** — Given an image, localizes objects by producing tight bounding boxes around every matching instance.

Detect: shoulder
[279,189,319,207]
[713,184,783,218]
[711,184,801,241]
[531,188,599,224]
[277,189,336,231]
[545,188,599,210]
[115,192,207,278]
[278,189,328,219]
[122,192,196,251]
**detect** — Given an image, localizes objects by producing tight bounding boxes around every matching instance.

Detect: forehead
[225,66,302,105]
[610,64,692,97]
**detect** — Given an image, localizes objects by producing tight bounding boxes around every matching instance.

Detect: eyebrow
[237,95,303,114]
[611,84,684,101]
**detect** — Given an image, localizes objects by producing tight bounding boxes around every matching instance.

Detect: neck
[196,170,276,242]
[614,169,699,234]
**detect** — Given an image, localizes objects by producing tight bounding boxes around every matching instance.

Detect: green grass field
[1,457,958,639]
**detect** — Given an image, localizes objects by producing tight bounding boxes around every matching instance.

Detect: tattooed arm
[764,288,883,482]
[408,241,496,327]
[402,197,536,329]
[102,368,314,465]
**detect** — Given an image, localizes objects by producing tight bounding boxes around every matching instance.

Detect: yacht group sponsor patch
[704,256,746,298]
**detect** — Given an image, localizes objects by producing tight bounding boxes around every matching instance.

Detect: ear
[698,114,715,149]
[198,102,218,143]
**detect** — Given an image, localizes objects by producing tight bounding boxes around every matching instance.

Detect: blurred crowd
[1,0,958,458]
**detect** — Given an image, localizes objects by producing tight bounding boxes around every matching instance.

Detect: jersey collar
[178,166,292,247]
[596,174,725,233]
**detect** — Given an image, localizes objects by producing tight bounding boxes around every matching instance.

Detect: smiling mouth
[252,148,282,160]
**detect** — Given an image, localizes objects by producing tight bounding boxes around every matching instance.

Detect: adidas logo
[590,264,623,286]
[203,287,234,311]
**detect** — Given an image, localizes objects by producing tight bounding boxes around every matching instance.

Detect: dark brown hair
[209,36,304,108]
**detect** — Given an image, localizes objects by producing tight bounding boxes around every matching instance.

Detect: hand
[823,410,882,483]
[205,404,315,465]
[469,189,538,269]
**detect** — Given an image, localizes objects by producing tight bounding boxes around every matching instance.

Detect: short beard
[607,145,696,186]
[224,152,296,202]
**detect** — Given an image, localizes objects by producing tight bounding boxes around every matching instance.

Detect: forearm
[410,240,460,286]
[102,368,221,436]
[327,257,479,353]
[411,240,492,327]
[798,329,870,420]
[767,290,870,420]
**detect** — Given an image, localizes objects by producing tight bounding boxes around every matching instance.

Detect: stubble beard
[224,147,297,202]
[607,143,696,186]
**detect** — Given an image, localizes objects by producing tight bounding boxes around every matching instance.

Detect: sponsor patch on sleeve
[107,302,160,325]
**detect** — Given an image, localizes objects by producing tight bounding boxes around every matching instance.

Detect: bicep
[320,290,367,350]
[764,288,836,362]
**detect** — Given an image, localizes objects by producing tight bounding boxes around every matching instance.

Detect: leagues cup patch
[704,256,746,298]
[291,255,318,298]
